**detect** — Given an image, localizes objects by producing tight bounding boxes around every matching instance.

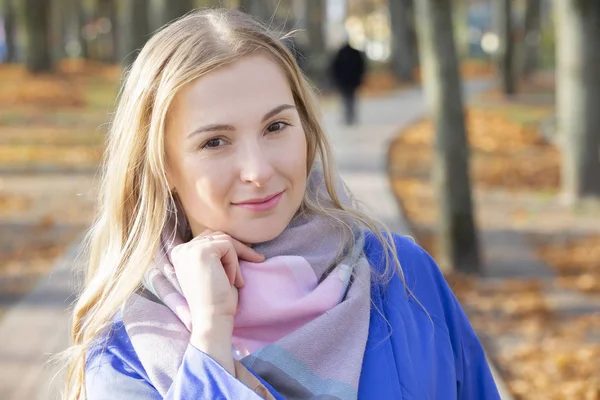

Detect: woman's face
[165,54,308,244]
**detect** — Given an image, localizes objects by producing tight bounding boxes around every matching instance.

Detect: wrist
[190,316,235,375]
[191,314,234,341]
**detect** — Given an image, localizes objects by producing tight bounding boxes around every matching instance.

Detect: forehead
[171,54,295,122]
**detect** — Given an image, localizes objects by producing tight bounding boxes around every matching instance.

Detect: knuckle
[215,231,229,240]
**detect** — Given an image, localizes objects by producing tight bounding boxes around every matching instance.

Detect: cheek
[178,158,230,207]
[287,132,308,188]
[193,170,229,202]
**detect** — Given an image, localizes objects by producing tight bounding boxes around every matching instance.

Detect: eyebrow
[186,104,296,139]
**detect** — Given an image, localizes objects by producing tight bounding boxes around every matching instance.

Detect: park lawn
[388,78,600,399]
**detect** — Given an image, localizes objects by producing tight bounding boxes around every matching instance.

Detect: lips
[234,192,282,205]
[233,191,284,212]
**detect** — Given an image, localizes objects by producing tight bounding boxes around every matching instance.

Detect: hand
[170,231,264,374]
[170,231,264,324]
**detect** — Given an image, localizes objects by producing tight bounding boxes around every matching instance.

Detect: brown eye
[266,121,290,133]
[201,138,226,149]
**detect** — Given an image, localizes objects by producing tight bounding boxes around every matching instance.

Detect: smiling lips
[233,191,284,211]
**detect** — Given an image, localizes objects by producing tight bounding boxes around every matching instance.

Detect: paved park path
[0,80,514,399]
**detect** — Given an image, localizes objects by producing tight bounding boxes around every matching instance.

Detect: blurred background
[0,0,599,399]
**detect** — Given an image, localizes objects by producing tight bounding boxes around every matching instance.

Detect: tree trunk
[305,0,327,86]
[106,0,118,62]
[50,0,67,61]
[23,0,53,73]
[96,0,118,62]
[270,0,293,26]
[495,0,515,95]
[197,0,219,6]
[121,0,151,66]
[522,0,541,77]
[238,0,270,23]
[156,0,194,28]
[556,0,600,202]
[414,0,481,274]
[388,0,414,82]
[2,0,16,62]
[73,0,89,59]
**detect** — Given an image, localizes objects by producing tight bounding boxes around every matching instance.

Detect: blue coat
[86,234,501,399]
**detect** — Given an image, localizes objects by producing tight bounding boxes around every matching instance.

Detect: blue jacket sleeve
[164,344,268,399]
[85,328,277,399]
[409,241,501,400]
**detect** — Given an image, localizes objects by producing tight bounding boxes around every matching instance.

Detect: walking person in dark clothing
[330,42,366,125]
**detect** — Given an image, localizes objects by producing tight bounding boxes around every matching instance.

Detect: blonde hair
[61,9,402,399]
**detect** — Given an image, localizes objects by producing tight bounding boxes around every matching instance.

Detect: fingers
[217,240,242,288]
[233,262,244,289]
[231,240,264,263]
[196,231,264,263]
[195,234,250,288]
[184,231,263,290]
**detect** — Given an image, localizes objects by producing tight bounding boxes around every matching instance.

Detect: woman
[63,9,500,400]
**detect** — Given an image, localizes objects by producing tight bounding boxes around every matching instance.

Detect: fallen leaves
[359,69,405,96]
[358,60,494,97]
[0,145,103,167]
[0,194,31,215]
[55,59,122,81]
[460,59,495,79]
[0,60,121,108]
[0,243,68,277]
[448,275,600,400]
[0,241,74,321]
[533,236,600,293]
[0,127,105,146]
[499,328,600,400]
[0,72,84,108]
[390,108,561,191]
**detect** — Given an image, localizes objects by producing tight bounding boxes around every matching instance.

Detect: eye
[201,137,226,149]
[266,121,290,133]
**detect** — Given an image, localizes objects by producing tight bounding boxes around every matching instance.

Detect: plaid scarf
[122,170,371,399]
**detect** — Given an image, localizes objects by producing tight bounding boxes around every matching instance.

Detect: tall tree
[555,0,600,202]
[156,0,194,28]
[305,0,327,86]
[96,0,118,62]
[75,0,89,59]
[197,0,220,6]
[238,0,270,23]
[2,0,16,62]
[270,0,293,26]
[495,0,515,95]
[414,0,480,273]
[388,0,415,82]
[121,0,151,66]
[50,0,67,61]
[23,0,52,72]
[522,0,541,77]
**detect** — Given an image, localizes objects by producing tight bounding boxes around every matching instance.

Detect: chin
[231,219,289,245]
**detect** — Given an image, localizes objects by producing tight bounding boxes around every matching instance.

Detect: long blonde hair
[62,9,402,399]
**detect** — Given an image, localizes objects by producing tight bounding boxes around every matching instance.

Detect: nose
[238,141,275,187]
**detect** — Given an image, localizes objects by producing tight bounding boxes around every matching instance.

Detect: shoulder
[363,232,459,326]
